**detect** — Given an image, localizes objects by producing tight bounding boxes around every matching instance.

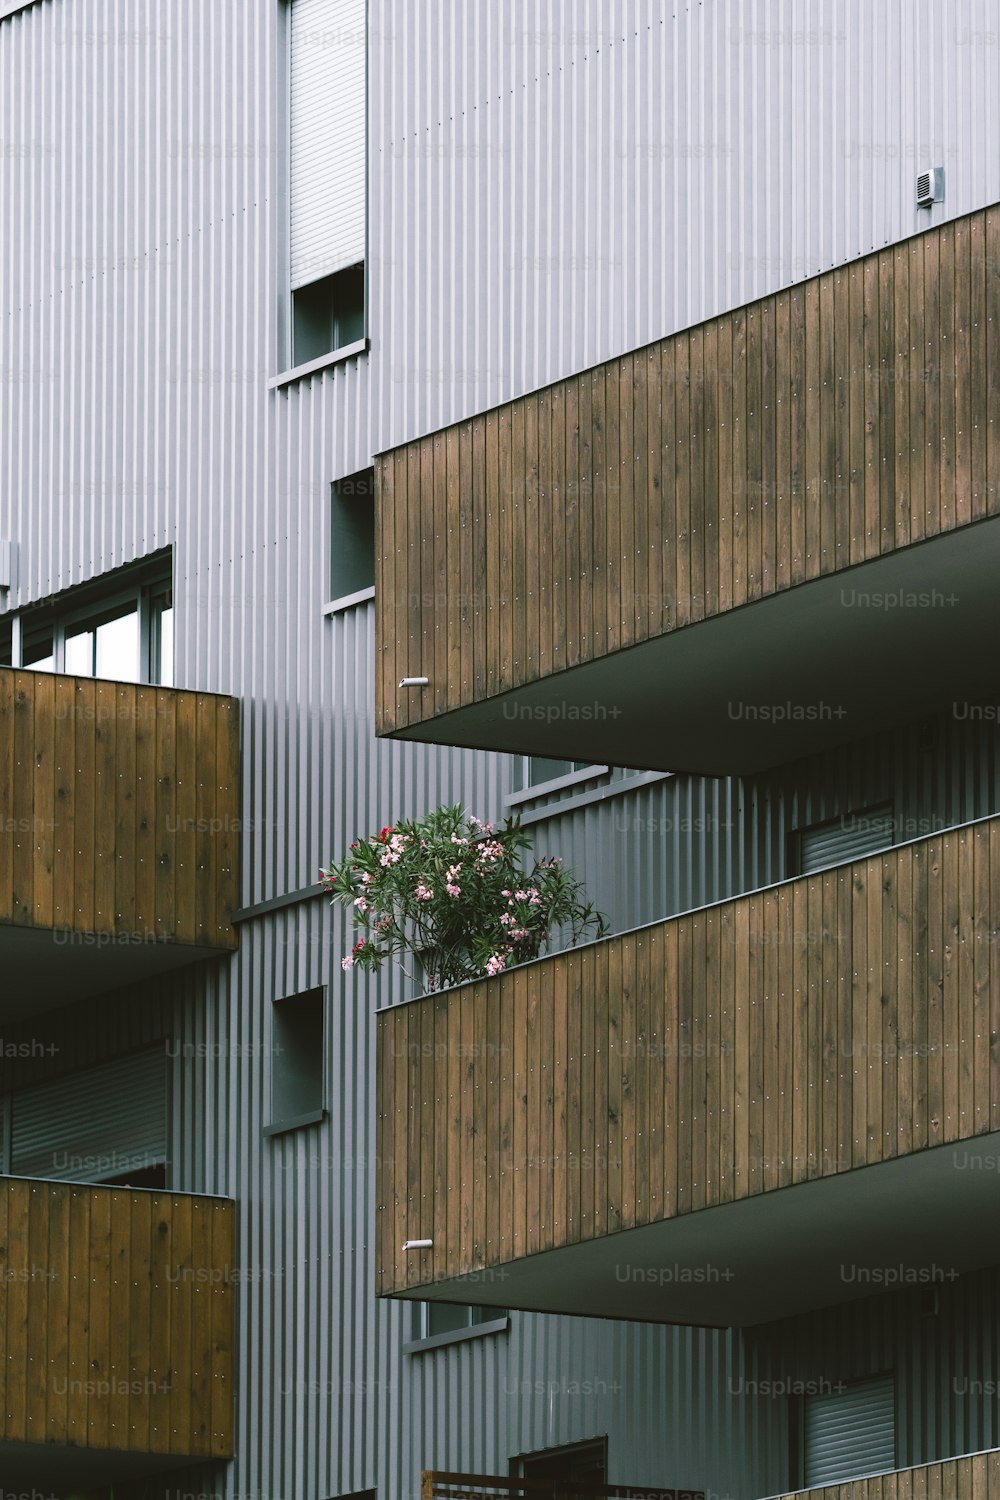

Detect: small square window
[293,263,365,366]
[329,468,375,605]
[266,987,326,1134]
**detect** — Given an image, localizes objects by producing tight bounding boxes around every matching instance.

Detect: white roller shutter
[290,0,367,290]
[804,1374,895,1485]
[9,1047,167,1183]
[797,804,894,874]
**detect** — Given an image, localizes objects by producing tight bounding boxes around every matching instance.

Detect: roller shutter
[797,804,894,874]
[9,1047,167,1183]
[289,0,367,289]
[804,1374,895,1485]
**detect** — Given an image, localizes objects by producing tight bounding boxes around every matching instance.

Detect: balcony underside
[409,1133,1000,1327]
[0,922,232,1019]
[386,515,1000,775]
[0,1440,201,1490]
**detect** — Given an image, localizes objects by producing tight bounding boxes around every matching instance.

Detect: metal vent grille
[916,167,944,207]
[804,1374,895,1485]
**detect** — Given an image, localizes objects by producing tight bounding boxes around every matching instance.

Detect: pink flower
[415,882,434,902]
[485,953,506,977]
[354,895,370,913]
[446,883,461,898]
[341,954,354,971]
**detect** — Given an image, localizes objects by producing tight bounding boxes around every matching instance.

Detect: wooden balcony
[0,1176,235,1487]
[775,1449,1000,1500]
[376,203,1000,774]
[0,668,240,1018]
[376,816,1000,1325]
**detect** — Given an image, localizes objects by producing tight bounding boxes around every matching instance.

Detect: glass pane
[472,1306,506,1324]
[64,627,95,676]
[23,637,55,670]
[528,757,574,786]
[95,609,139,682]
[156,604,174,686]
[425,1303,470,1337]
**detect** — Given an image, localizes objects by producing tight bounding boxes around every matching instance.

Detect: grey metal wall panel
[368,0,1000,452]
[8,1045,167,1182]
[3,3,1000,1500]
[742,1267,1000,1495]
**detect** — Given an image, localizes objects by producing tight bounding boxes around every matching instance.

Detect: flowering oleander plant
[321,803,608,992]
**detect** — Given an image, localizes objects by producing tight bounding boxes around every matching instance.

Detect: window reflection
[95,611,139,681]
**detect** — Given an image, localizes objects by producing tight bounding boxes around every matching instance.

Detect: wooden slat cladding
[376,817,1000,1293]
[775,1449,1000,1500]
[0,669,239,949]
[0,1178,234,1460]
[376,204,1000,736]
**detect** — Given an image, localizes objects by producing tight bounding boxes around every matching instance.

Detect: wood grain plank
[445,424,463,712]
[953,218,972,529]
[51,675,76,932]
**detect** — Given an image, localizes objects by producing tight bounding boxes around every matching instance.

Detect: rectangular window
[329,467,375,605]
[7,554,173,685]
[794,803,894,876]
[527,757,592,787]
[289,0,367,366]
[266,987,326,1134]
[802,1373,895,1485]
[406,1302,508,1350]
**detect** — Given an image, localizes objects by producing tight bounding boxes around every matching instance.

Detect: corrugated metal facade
[2,1,999,1498]
[742,1267,1000,1493]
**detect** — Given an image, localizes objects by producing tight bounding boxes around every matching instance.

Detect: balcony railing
[0,1176,235,1476]
[375,203,1000,774]
[0,668,240,1010]
[377,815,1000,1325]
[422,1475,703,1500]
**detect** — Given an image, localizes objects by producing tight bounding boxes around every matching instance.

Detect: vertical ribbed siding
[368,0,1000,452]
[742,1268,1000,1495]
[3,3,1000,1500]
[522,711,1000,942]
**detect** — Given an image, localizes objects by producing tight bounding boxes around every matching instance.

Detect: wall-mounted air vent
[916,167,945,208]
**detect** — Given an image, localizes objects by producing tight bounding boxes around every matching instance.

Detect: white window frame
[8,563,173,685]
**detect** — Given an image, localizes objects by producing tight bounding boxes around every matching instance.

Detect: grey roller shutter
[804,1374,895,1485]
[289,0,366,290]
[9,1047,167,1183]
[797,805,894,874]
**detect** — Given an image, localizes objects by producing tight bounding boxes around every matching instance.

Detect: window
[527,757,593,787]
[406,1302,508,1350]
[328,468,375,607]
[801,1373,895,1485]
[793,803,894,876]
[5,554,174,685]
[288,0,367,369]
[294,264,365,366]
[265,987,326,1135]
[507,757,609,804]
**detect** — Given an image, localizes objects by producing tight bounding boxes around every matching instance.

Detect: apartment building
[1,2,999,1499]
